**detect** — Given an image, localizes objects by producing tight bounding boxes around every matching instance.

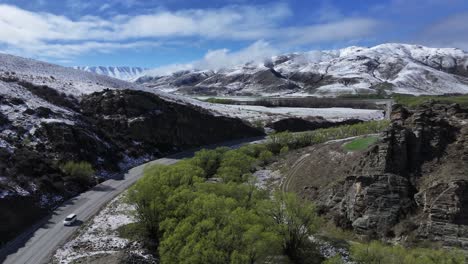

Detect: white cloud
[197,40,278,69]
[418,12,468,51]
[281,18,379,46]
[2,41,161,60]
[146,40,278,76]
[0,3,380,60]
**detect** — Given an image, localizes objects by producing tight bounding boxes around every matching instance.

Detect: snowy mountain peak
[73,66,147,81]
[136,43,468,96]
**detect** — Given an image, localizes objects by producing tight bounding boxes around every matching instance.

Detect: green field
[393,94,468,108]
[343,136,379,151]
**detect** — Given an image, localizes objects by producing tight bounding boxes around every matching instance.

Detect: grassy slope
[343,136,379,151]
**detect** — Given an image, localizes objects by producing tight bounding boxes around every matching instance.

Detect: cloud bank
[0,3,379,60]
[146,40,278,76]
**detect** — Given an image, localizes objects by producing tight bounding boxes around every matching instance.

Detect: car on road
[63,214,77,226]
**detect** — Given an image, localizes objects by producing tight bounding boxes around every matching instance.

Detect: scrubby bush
[350,241,465,264]
[258,150,273,165]
[264,192,321,261]
[61,161,95,185]
[280,146,289,155]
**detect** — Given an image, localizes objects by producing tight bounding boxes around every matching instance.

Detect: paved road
[0,137,263,264]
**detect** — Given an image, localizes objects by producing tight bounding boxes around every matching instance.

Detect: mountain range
[135,43,468,96]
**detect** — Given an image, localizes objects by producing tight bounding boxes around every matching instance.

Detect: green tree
[216,150,255,182]
[159,190,280,264]
[265,192,321,261]
[127,162,204,241]
[61,161,95,186]
[190,147,229,178]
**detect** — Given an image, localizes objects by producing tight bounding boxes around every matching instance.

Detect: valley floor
[206,104,384,123]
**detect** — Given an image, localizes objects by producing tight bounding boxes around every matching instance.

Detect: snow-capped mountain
[73,66,146,80]
[136,43,468,96]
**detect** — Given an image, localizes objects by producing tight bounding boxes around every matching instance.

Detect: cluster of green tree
[393,93,468,108]
[265,120,389,154]
[325,241,465,264]
[60,161,95,186]
[126,120,464,263]
[128,144,320,263]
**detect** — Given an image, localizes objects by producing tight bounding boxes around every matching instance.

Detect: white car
[63,213,77,226]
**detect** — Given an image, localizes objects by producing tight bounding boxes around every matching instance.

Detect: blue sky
[0,0,467,69]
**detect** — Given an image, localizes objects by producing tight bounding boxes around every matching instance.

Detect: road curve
[0,137,264,264]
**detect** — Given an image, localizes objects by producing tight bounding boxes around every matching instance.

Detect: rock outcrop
[81,89,263,157]
[320,102,468,247]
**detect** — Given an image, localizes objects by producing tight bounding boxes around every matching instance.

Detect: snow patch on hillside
[73,66,146,81]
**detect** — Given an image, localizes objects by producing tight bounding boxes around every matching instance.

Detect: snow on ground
[310,235,356,264]
[205,104,384,123]
[53,193,155,264]
[252,170,282,189]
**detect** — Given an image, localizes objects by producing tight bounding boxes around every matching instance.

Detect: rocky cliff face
[321,102,468,247]
[80,89,263,156]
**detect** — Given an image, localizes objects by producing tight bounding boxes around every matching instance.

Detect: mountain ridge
[136,43,468,96]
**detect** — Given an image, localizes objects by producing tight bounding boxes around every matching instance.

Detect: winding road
[0,137,263,264]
